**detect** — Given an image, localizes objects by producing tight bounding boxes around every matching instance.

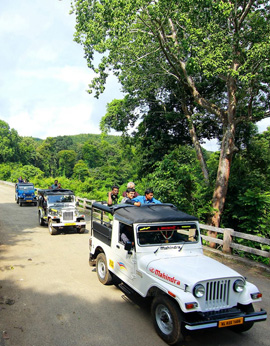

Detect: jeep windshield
[137,223,198,246]
[47,195,75,204]
[18,185,34,191]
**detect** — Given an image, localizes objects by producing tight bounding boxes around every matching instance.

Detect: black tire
[16,198,19,204]
[230,304,254,333]
[48,219,58,235]
[19,202,22,207]
[77,226,86,234]
[151,295,184,345]
[96,253,113,285]
[38,211,45,226]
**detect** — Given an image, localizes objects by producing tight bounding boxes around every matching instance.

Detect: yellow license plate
[218,317,243,328]
[64,223,76,226]
[26,200,32,202]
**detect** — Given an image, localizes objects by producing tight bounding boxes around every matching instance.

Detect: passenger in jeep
[120,224,134,246]
[121,188,141,206]
[132,188,161,204]
[107,185,119,206]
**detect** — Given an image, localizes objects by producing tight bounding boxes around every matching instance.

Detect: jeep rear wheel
[48,219,58,235]
[151,295,184,345]
[96,253,113,285]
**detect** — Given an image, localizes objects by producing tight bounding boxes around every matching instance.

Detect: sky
[0,0,123,139]
[0,0,269,152]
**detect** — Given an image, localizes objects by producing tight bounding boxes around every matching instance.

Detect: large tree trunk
[211,124,235,226]
[208,74,237,246]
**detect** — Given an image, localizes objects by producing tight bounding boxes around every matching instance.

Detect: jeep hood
[146,255,242,289]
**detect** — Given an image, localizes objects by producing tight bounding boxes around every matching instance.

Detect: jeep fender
[237,281,262,305]
[144,277,198,314]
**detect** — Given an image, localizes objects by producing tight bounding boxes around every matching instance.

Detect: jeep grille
[204,279,230,309]
[63,211,73,221]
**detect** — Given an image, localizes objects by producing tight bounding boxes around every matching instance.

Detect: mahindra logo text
[149,267,180,286]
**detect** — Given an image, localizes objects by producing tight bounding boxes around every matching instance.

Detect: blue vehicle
[15,183,37,206]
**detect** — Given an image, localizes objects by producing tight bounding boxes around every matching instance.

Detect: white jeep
[37,188,86,235]
[89,202,267,345]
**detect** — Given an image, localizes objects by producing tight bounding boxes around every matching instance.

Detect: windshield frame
[47,194,75,204]
[136,222,199,247]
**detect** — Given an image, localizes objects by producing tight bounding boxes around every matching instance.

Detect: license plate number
[218,317,243,328]
[26,200,32,202]
[64,223,76,226]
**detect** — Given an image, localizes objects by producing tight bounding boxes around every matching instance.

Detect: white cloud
[8,103,97,139]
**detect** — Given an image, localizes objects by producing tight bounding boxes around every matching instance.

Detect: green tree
[73,0,270,227]
[58,150,76,178]
[73,160,90,181]
[18,137,38,165]
[81,140,103,168]
[0,120,20,163]
[36,137,58,176]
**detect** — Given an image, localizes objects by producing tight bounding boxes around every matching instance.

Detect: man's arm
[108,191,113,206]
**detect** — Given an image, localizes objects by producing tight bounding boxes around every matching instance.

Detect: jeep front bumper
[184,309,267,331]
[51,221,86,228]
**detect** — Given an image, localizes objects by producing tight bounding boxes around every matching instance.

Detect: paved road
[0,183,269,346]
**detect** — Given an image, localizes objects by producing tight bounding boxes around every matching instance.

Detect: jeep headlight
[193,284,205,298]
[233,279,245,293]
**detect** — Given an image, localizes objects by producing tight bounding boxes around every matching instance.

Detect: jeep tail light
[251,292,262,299]
[185,302,198,310]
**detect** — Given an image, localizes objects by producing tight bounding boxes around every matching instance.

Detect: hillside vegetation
[0,118,269,265]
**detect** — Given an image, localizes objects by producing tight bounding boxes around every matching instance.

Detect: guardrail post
[83,198,87,209]
[223,228,232,254]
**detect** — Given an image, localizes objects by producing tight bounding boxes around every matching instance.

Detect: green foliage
[144,146,214,220]
[73,160,90,182]
[8,164,44,184]
[0,120,20,163]
[58,150,76,178]
[18,137,39,166]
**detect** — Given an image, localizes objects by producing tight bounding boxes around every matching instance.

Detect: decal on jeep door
[149,267,180,285]
[117,262,127,270]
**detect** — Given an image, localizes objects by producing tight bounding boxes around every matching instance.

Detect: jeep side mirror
[124,241,133,254]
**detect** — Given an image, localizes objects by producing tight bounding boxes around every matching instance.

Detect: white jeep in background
[37,188,86,235]
[89,202,267,345]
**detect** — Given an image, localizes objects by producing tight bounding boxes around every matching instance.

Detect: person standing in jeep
[132,188,161,204]
[51,180,59,189]
[107,185,119,206]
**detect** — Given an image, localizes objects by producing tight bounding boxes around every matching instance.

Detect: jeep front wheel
[151,295,184,345]
[39,211,45,226]
[96,253,113,285]
[48,219,58,235]
[230,303,254,333]
[77,226,86,234]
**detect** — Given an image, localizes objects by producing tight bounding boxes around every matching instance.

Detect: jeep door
[113,223,137,282]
